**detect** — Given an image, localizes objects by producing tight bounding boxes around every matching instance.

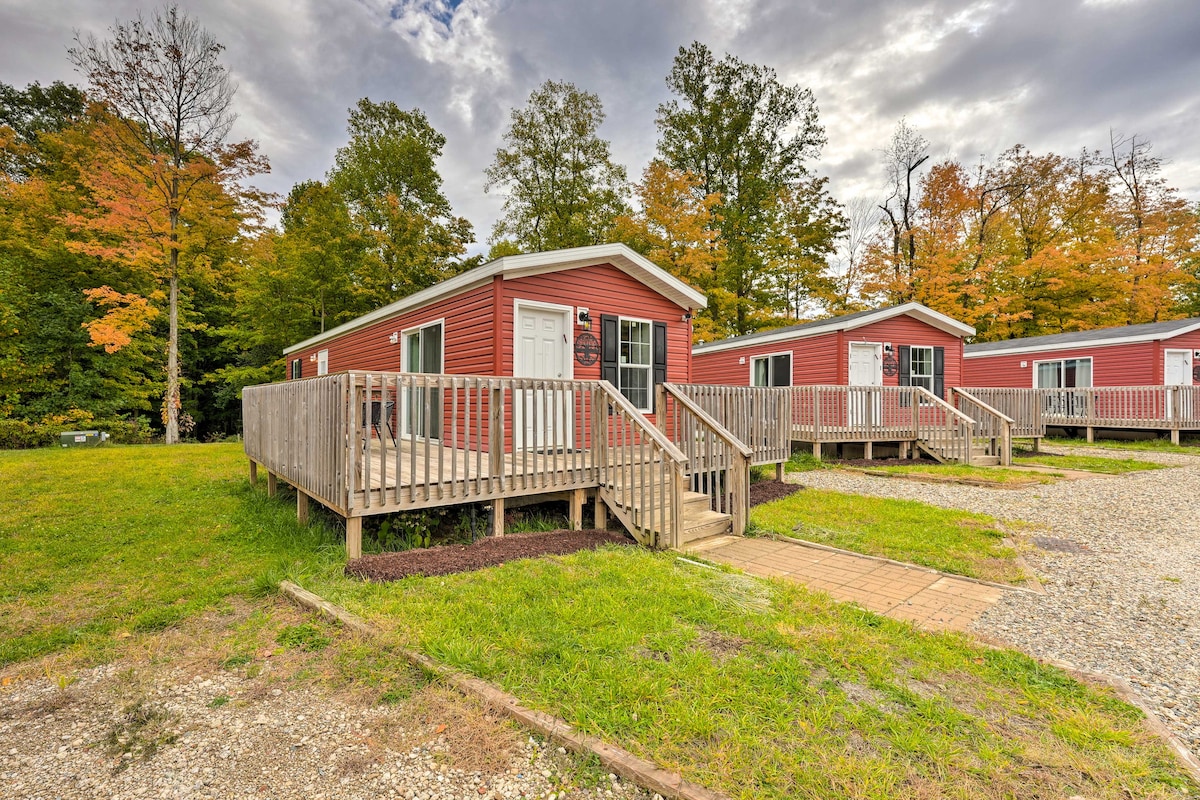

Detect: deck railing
[596,381,689,548]
[952,388,1014,465]
[665,383,791,466]
[243,373,351,514]
[244,372,690,548]
[912,387,977,465]
[961,386,1200,436]
[657,384,752,536]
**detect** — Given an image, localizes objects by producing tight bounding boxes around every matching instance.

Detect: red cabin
[962,319,1200,390]
[692,303,975,398]
[284,243,707,418]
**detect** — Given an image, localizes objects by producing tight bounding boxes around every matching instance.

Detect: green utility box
[60,430,109,447]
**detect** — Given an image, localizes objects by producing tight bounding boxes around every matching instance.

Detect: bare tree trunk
[166,247,180,445]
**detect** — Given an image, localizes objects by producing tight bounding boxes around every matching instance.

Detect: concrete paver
[684,535,1009,632]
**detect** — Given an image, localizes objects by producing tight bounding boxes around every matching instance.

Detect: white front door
[848,342,882,426]
[1165,350,1193,419]
[514,304,571,449]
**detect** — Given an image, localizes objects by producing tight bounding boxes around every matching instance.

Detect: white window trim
[749,350,793,387]
[1031,356,1093,389]
[617,315,654,412]
[316,349,329,376]
[908,345,935,392]
[512,299,575,382]
[400,317,446,373]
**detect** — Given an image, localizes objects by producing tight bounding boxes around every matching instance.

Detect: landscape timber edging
[278,580,733,800]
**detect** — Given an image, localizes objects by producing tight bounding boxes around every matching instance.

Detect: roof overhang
[283,243,708,355]
[693,302,975,356]
[963,320,1200,358]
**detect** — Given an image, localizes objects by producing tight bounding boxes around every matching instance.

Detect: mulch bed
[749,480,802,507]
[345,529,633,581]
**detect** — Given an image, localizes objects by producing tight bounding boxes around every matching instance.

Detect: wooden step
[681,508,732,544]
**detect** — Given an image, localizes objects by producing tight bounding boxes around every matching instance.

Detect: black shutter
[600,314,619,388]
[652,321,667,411]
[897,346,911,386]
[934,346,945,400]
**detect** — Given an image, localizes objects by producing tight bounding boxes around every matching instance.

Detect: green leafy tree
[656,42,840,335]
[485,80,628,254]
[0,80,86,180]
[328,99,473,306]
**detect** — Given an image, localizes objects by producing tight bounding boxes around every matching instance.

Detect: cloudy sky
[3,0,1199,254]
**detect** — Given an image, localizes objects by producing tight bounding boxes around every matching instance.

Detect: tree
[655,42,839,335]
[69,5,266,443]
[877,119,930,298]
[0,80,86,180]
[485,80,628,253]
[328,99,472,306]
[614,160,724,339]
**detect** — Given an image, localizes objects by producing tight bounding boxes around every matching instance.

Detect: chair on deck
[362,400,396,445]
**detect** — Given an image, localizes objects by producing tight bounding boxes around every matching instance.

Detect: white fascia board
[963,321,1200,359]
[282,242,705,356]
[692,319,846,355]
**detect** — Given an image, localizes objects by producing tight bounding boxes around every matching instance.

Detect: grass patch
[0,443,343,667]
[784,450,829,473]
[750,489,1024,584]
[1041,436,1200,454]
[854,462,1062,484]
[306,548,1194,800]
[1014,451,1165,474]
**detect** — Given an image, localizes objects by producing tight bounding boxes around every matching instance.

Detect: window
[618,319,652,410]
[290,358,302,380]
[752,353,792,387]
[316,349,329,376]
[1034,358,1092,389]
[908,346,934,392]
[402,321,443,437]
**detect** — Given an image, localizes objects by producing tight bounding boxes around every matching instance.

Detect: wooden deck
[244,372,748,558]
[962,386,1200,443]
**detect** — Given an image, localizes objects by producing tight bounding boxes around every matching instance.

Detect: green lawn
[1014,451,1166,474]
[854,463,1062,484]
[0,442,340,666]
[309,549,1194,800]
[3,443,1195,799]
[751,489,1025,584]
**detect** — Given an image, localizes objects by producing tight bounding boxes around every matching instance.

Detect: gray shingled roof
[693,305,908,351]
[965,318,1200,355]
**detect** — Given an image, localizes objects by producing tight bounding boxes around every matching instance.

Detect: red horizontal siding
[500,263,692,384]
[693,313,966,395]
[289,284,495,378]
[963,341,1159,387]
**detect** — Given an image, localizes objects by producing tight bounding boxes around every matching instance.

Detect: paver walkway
[684,535,1007,631]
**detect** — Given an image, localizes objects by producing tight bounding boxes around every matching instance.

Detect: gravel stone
[0,662,650,800]
[792,446,1200,756]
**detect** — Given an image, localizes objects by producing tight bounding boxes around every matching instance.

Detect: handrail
[953,387,1014,466]
[659,383,752,537]
[666,383,791,466]
[599,381,690,465]
[914,387,976,427]
[661,384,753,458]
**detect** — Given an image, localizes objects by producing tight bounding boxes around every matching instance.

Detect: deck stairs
[599,462,733,548]
[916,439,1001,467]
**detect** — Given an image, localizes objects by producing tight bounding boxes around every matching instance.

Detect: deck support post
[1086,426,1094,444]
[1171,428,1181,445]
[491,498,505,537]
[864,441,873,460]
[569,488,585,530]
[297,490,309,525]
[595,497,608,530]
[775,462,785,481]
[267,471,278,498]
[1032,438,1040,454]
[249,460,258,486]
[345,516,362,560]
[899,441,910,459]
[812,442,821,460]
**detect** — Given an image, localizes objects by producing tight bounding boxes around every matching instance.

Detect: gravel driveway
[791,447,1200,757]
